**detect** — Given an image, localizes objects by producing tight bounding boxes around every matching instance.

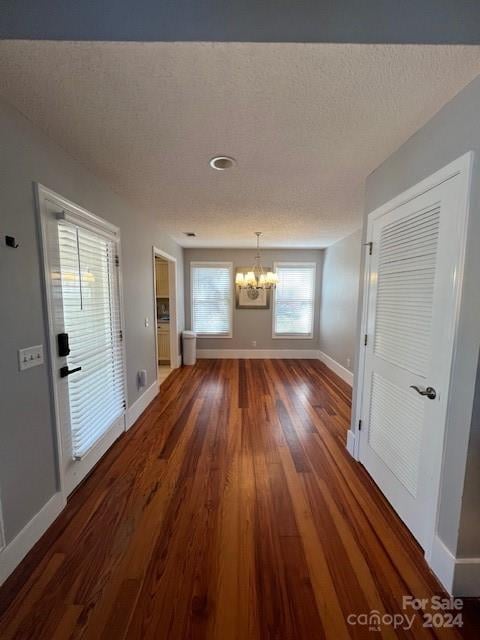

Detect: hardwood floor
[157,364,172,386]
[0,359,478,639]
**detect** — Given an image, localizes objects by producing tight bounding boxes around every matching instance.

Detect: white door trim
[352,151,473,564]
[36,183,129,502]
[153,247,181,371]
[362,152,473,225]
[0,488,5,552]
[349,238,374,459]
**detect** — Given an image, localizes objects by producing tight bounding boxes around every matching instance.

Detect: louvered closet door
[359,173,468,550]
[42,195,126,496]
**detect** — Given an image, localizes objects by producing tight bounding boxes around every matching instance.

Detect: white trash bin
[182,330,197,365]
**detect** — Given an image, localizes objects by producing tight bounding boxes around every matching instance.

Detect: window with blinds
[273,263,316,337]
[57,222,125,459]
[191,262,233,336]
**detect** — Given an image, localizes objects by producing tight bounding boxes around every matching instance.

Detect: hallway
[0,360,478,638]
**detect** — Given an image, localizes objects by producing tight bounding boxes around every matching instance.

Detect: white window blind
[273,263,316,337]
[191,262,233,336]
[58,222,125,459]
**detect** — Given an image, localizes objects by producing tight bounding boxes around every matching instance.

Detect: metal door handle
[410,385,436,400]
[60,365,82,378]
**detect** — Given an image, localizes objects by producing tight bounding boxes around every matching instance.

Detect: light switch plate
[18,344,44,371]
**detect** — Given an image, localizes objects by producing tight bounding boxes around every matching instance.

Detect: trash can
[182,330,197,365]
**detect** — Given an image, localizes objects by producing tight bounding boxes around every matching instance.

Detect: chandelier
[235,232,279,290]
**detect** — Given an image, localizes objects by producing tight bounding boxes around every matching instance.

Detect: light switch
[144,317,149,327]
[18,345,44,371]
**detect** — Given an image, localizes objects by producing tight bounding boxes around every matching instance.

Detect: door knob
[410,385,436,400]
[60,365,82,378]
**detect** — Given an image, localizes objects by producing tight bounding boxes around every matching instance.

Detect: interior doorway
[153,247,180,387]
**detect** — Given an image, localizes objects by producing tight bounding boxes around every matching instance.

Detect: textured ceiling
[0,42,479,247]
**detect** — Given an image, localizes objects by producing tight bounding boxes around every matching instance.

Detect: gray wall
[353,75,480,559]
[457,355,480,557]
[319,229,361,372]
[184,248,323,351]
[0,99,184,543]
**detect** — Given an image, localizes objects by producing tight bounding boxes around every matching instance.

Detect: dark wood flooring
[0,359,479,639]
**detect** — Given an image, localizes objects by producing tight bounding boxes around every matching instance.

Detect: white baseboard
[429,534,480,596]
[0,382,160,585]
[0,492,65,585]
[197,349,320,359]
[429,535,455,593]
[317,350,353,386]
[196,349,354,385]
[126,380,159,430]
[346,430,356,457]
[176,355,182,368]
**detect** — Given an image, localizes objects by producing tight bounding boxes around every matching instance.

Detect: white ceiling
[1,42,479,248]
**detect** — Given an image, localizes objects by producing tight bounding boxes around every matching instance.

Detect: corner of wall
[429,534,480,596]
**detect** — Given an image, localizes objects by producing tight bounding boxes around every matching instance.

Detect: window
[273,263,316,338]
[191,262,233,337]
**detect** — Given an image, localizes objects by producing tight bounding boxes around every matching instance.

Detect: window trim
[190,261,233,338]
[272,261,316,339]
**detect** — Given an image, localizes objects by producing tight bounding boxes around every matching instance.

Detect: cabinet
[157,324,170,362]
[155,260,169,298]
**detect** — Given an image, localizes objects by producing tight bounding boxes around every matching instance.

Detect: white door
[38,186,127,496]
[358,156,471,551]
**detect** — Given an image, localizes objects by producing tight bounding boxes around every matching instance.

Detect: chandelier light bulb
[236,233,278,291]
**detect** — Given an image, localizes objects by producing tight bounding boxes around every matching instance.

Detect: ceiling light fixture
[209,156,236,170]
[236,232,279,291]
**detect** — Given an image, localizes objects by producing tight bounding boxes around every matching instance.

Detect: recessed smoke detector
[184,232,196,237]
[209,156,236,170]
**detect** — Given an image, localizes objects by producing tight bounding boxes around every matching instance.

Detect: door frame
[0,493,5,552]
[36,183,128,501]
[352,152,473,561]
[152,247,181,373]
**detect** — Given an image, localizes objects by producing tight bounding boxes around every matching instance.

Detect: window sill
[272,334,314,340]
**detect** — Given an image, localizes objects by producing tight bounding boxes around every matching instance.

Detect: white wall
[319,229,361,372]
[0,99,184,545]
